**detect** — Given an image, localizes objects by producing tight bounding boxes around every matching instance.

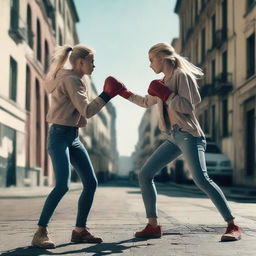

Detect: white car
[169,138,233,185]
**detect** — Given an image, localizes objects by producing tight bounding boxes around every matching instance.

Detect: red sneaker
[135,224,162,238]
[221,223,241,242]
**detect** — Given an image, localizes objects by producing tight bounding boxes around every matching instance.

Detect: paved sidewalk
[0,181,256,256]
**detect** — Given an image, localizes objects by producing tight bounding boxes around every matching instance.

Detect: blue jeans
[138,125,234,222]
[38,124,98,227]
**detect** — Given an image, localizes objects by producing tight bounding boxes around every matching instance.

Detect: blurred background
[0,0,255,190]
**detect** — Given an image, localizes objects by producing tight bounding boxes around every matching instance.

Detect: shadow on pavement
[0,238,152,256]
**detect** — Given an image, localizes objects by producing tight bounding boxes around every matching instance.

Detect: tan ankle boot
[31,226,56,249]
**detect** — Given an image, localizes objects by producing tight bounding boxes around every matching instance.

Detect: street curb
[165,181,256,202]
[128,180,256,202]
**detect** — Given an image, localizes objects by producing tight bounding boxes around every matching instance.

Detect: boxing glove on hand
[118,86,133,99]
[99,76,125,103]
[148,80,172,102]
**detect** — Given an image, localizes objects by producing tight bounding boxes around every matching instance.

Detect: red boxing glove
[103,76,125,98]
[148,80,172,101]
[99,76,125,103]
[119,86,133,99]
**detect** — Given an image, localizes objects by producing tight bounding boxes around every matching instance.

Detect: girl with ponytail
[31,44,125,248]
[117,42,241,242]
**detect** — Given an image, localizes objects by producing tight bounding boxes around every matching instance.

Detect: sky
[75,0,179,156]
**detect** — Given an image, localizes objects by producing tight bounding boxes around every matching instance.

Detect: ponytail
[172,53,204,86]
[46,45,72,80]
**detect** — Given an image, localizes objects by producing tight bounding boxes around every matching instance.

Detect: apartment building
[0,0,118,187]
[174,0,256,186]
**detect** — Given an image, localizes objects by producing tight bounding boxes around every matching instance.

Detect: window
[27,4,33,48]
[36,19,41,61]
[202,0,206,9]
[222,0,227,40]
[10,0,19,30]
[9,56,18,102]
[26,65,31,111]
[211,59,215,84]
[222,51,228,79]
[35,79,41,166]
[195,0,198,22]
[201,28,206,62]
[44,40,49,73]
[246,33,255,78]
[222,98,228,137]
[58,28,63,46]
[211,15,216,47]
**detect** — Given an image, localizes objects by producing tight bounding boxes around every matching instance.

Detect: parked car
[169,138,233,185]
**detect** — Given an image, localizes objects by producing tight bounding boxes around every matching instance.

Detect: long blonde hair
[149,42,204,85]
[46,44,95,80]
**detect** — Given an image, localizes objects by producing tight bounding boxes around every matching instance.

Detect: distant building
[80,77,119,182]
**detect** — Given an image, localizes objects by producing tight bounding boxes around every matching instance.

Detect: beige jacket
[127,68,205,137]
[44,69,106,127]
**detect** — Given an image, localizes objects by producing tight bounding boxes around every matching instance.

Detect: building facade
[0,0,118,187]
[174,0,256,186]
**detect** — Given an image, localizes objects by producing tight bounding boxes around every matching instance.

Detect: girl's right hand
[118,86,133,99]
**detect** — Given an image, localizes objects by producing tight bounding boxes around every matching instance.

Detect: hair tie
[67,47,73,52]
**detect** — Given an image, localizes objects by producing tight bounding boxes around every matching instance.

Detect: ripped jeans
[138,125,234,222]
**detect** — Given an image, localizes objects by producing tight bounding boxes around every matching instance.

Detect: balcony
[214,29,228,49]
[214,73,233,95]
[8,10,27,44]
[200,84,214,99]
[9,27,27,44]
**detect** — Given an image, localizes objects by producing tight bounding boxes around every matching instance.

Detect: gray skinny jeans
[138,125,234,222]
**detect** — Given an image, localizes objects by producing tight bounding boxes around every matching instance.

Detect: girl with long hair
[118,42,241,242]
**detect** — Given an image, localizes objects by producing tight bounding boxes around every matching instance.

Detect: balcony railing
[8,10,27,44]
[213,29,228,49]
[214,72,233,95]
[200,84,214,99]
